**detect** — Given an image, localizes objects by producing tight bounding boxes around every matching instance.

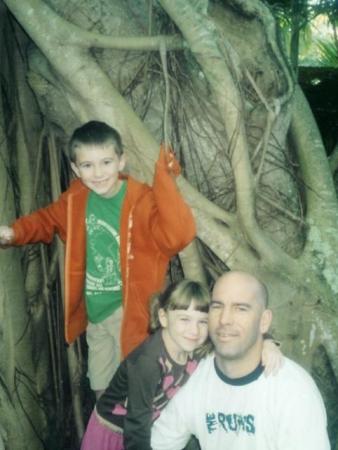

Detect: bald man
[151,271,330,450]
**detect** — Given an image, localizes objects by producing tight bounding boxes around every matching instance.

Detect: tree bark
[0,0,337,447]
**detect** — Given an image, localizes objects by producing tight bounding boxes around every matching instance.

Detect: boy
[0,121,196,396]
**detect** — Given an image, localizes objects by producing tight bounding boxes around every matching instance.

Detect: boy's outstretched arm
[1,190,69,247]
[150,146,196,256]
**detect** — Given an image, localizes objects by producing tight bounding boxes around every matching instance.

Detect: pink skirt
[81,410,124,450]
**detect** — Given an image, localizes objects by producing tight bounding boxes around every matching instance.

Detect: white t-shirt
[151,355,330,450]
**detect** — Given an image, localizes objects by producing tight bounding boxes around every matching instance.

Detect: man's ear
[260,309,273,334]
[70,162,80,178]
[158,308,168,329]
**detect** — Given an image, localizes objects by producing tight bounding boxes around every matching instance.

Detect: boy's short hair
[69,121,124,162]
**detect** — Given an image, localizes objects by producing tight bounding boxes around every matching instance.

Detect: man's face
[208,273,271,367]
[71,144,126,198]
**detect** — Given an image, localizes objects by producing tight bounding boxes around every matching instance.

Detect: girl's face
[159,300,209,363]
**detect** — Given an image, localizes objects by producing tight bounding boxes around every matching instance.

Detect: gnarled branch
[159,0,298,275]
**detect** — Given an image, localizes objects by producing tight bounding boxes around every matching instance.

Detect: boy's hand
[159,144,181,177]
[262,338,284,376]
[0,226,14,245]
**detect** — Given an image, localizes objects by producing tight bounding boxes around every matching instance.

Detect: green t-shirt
[85,182,126,323]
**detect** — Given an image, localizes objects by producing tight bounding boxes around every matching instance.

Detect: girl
[81,279,281,450]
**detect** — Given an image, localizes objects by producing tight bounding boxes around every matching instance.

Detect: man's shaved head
[213,271,269,309]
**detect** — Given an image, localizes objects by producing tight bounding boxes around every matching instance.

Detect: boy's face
[71,144,126,198]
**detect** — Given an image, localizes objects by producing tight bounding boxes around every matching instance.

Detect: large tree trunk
[0,5,51,449]
[0,0,337,448]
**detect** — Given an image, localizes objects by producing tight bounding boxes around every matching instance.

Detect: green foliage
[316,38,338,67]
[268,0,338,68]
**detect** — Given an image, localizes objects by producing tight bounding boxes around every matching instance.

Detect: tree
[269,0,338,67]
[0,0,337,448]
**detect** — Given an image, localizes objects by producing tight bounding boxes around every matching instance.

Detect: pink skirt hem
[81,410,124,450]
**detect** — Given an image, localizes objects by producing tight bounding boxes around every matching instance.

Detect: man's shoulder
[279,357,315,382]
[263,357,329,445]
[269,357,321,396]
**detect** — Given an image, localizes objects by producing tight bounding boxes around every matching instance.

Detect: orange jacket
[11,150,196,356]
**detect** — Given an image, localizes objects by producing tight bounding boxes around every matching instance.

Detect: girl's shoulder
[126,331,163,365]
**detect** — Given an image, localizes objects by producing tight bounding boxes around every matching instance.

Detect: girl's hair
[68,120,124,162]
[149,279,210,332]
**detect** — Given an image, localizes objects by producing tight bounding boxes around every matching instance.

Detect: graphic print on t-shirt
[86,213,122,295]
[205,411,255,435]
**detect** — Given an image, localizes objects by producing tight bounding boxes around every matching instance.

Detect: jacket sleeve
[151,385,192,450]
[149,146,196,257]
[11,189,69,245]
[123,354,161,450]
